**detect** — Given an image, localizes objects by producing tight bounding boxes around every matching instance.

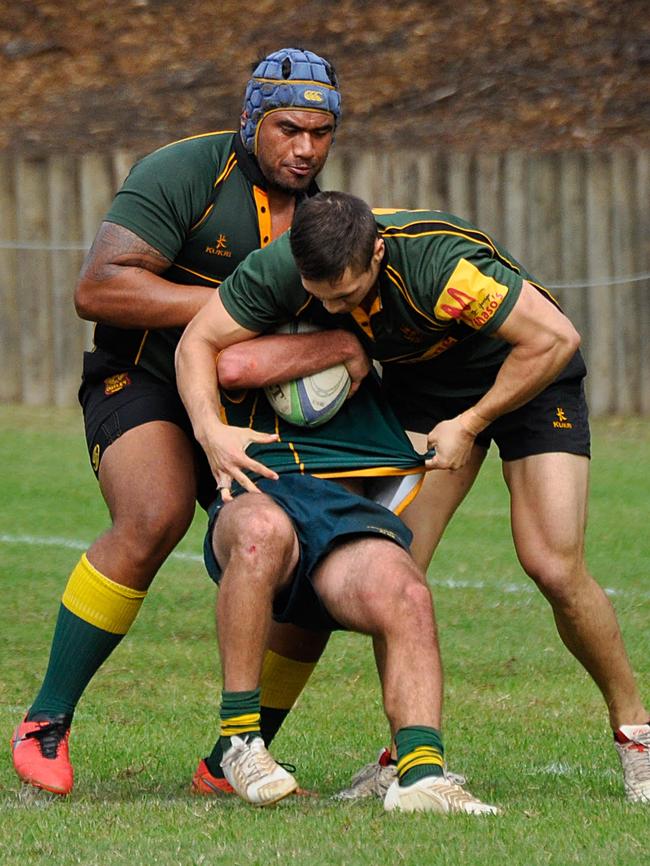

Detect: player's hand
[424,416,477,471]
[339,331,371,396]
[198,419,279,501]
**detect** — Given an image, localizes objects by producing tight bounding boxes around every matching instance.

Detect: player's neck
[267,188,297,239]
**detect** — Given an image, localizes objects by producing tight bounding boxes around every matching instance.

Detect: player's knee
[113,496,195,566]
[363,569,433,632]
[521,552,586,606]
[216,500,295,573]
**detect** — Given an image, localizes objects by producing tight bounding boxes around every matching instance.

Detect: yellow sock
[62,553,146,634]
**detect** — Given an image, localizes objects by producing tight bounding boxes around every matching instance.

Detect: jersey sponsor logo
[399,325,424,343]
[435,258,509,329]
[103,372,131,396]
[552,407,573,429]
[398,334,459,364]
[205,233,232,257]
[303,89,325,103]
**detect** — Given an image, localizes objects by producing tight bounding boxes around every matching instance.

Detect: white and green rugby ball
[264,321,351,427]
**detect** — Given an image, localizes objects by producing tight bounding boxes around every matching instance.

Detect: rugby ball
[264,322,351,427]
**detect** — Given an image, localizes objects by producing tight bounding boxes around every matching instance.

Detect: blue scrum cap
[241,48,341,154]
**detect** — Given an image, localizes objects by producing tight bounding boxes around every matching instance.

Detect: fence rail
[1,148,649,414]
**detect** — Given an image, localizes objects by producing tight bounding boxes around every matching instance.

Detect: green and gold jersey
[222,370,425,514]
[218,208,574,398]
[93,131,317,384]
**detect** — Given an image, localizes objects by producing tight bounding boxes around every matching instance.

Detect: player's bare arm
[75,222,214,329]
[175,291,279,498]
[426,281,580,470]
[218,329,371,395]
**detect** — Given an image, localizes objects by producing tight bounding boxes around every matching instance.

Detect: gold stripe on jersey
[295,296,314,318]
[154,129,238,153]
[249,392,261,428]
[191,154,238,232]
[134,330,149,365]
[170,263,223,284]
[214,152,238,188]
[384,264,445,330]
[380,218,522,274]
[528,278,561,308]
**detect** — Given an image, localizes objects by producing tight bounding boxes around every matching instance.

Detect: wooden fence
[1,148,649,414]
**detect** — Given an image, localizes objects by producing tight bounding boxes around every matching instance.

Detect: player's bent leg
[209,495,301,806]
[313,537,498,814]
[13,422,199,796]
[505,451,650,801]
[313,536,442,729]
[213,493,299,692]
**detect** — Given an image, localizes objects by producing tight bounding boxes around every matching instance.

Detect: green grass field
[1,405,649,865]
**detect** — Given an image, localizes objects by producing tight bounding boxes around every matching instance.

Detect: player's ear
[373,237,385,263]
[240,111,248,130]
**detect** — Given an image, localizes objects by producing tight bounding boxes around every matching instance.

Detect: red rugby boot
[11,714,73,795]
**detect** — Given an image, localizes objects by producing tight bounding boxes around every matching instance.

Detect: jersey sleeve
[419,234,525,336]
[104,139,222,261]
[218,234,311,332]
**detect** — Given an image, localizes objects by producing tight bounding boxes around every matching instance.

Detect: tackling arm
[175,291,281,498]
[217,328,370,395]
[427,280,581,470]
[74,222,214,329]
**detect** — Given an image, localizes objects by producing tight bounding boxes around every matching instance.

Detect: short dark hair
[290,192,378,282]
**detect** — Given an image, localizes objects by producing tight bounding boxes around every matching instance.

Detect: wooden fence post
[48,155,86,407]
[79,154,116,348]
[0,155,21,402]
[502,151,528,263]
[635,149,650,416]
[447,151,474,221]
[585,152,615,415]
[611,151,640,413]
[15,156,53,405]
[558,152,588,344]
[475,152,502,241]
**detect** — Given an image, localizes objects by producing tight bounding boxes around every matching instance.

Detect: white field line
[0,533,203,562]
[1,532,644,600]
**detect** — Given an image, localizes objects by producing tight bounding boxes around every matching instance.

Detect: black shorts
[389,376,591,462]
[203,474,413,631]
[79,348,216,509]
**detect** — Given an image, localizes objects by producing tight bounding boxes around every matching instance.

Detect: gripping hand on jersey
[200,418,279,502]
[424,410,484,471]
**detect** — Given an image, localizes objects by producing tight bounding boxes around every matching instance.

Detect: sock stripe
[220,712,261,738]
[61,554,146,635]
[397,746,444,778]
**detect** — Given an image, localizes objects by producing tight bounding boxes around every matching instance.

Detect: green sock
[29,604,123,719]
[28,555,146,721]
[395,725,445,787]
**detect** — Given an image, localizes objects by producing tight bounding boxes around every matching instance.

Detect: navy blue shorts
[79,348,216,509]
[203,474,413,631]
